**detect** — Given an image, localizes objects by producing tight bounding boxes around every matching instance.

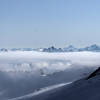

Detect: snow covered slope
[21,67,100,100]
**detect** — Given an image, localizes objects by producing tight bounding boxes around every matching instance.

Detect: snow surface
[8,82,72,100]
[28,71,100,100]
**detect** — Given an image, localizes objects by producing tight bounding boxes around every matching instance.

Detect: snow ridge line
[8,82,72,100]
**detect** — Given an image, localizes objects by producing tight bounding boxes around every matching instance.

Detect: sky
[0,0,100,48]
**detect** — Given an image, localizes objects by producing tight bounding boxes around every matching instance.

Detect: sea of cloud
[0,51,100,74]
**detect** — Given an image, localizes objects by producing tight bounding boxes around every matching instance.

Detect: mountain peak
[87,67,100,79]
[67,45,74,48]
[90,44,99,48]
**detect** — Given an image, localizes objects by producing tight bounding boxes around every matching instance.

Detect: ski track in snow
[8,82,72,100]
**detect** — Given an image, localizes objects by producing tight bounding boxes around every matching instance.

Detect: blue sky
[0,0,100,48]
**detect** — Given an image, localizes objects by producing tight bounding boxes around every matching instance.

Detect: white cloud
[0,51,100,74]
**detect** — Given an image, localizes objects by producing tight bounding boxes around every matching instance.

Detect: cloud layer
[0,51,100,74]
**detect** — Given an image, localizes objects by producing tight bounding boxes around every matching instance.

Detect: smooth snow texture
[8,82,72,100]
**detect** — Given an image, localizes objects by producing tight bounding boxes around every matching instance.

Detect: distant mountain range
[42,44,100,52]
[1,44,100,52]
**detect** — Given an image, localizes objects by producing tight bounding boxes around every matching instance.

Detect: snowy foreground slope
[0,51,100,99]
[13,67,100,100]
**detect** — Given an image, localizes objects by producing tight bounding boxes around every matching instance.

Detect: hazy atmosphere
[0,0,100,48]
[1,0,100,100]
